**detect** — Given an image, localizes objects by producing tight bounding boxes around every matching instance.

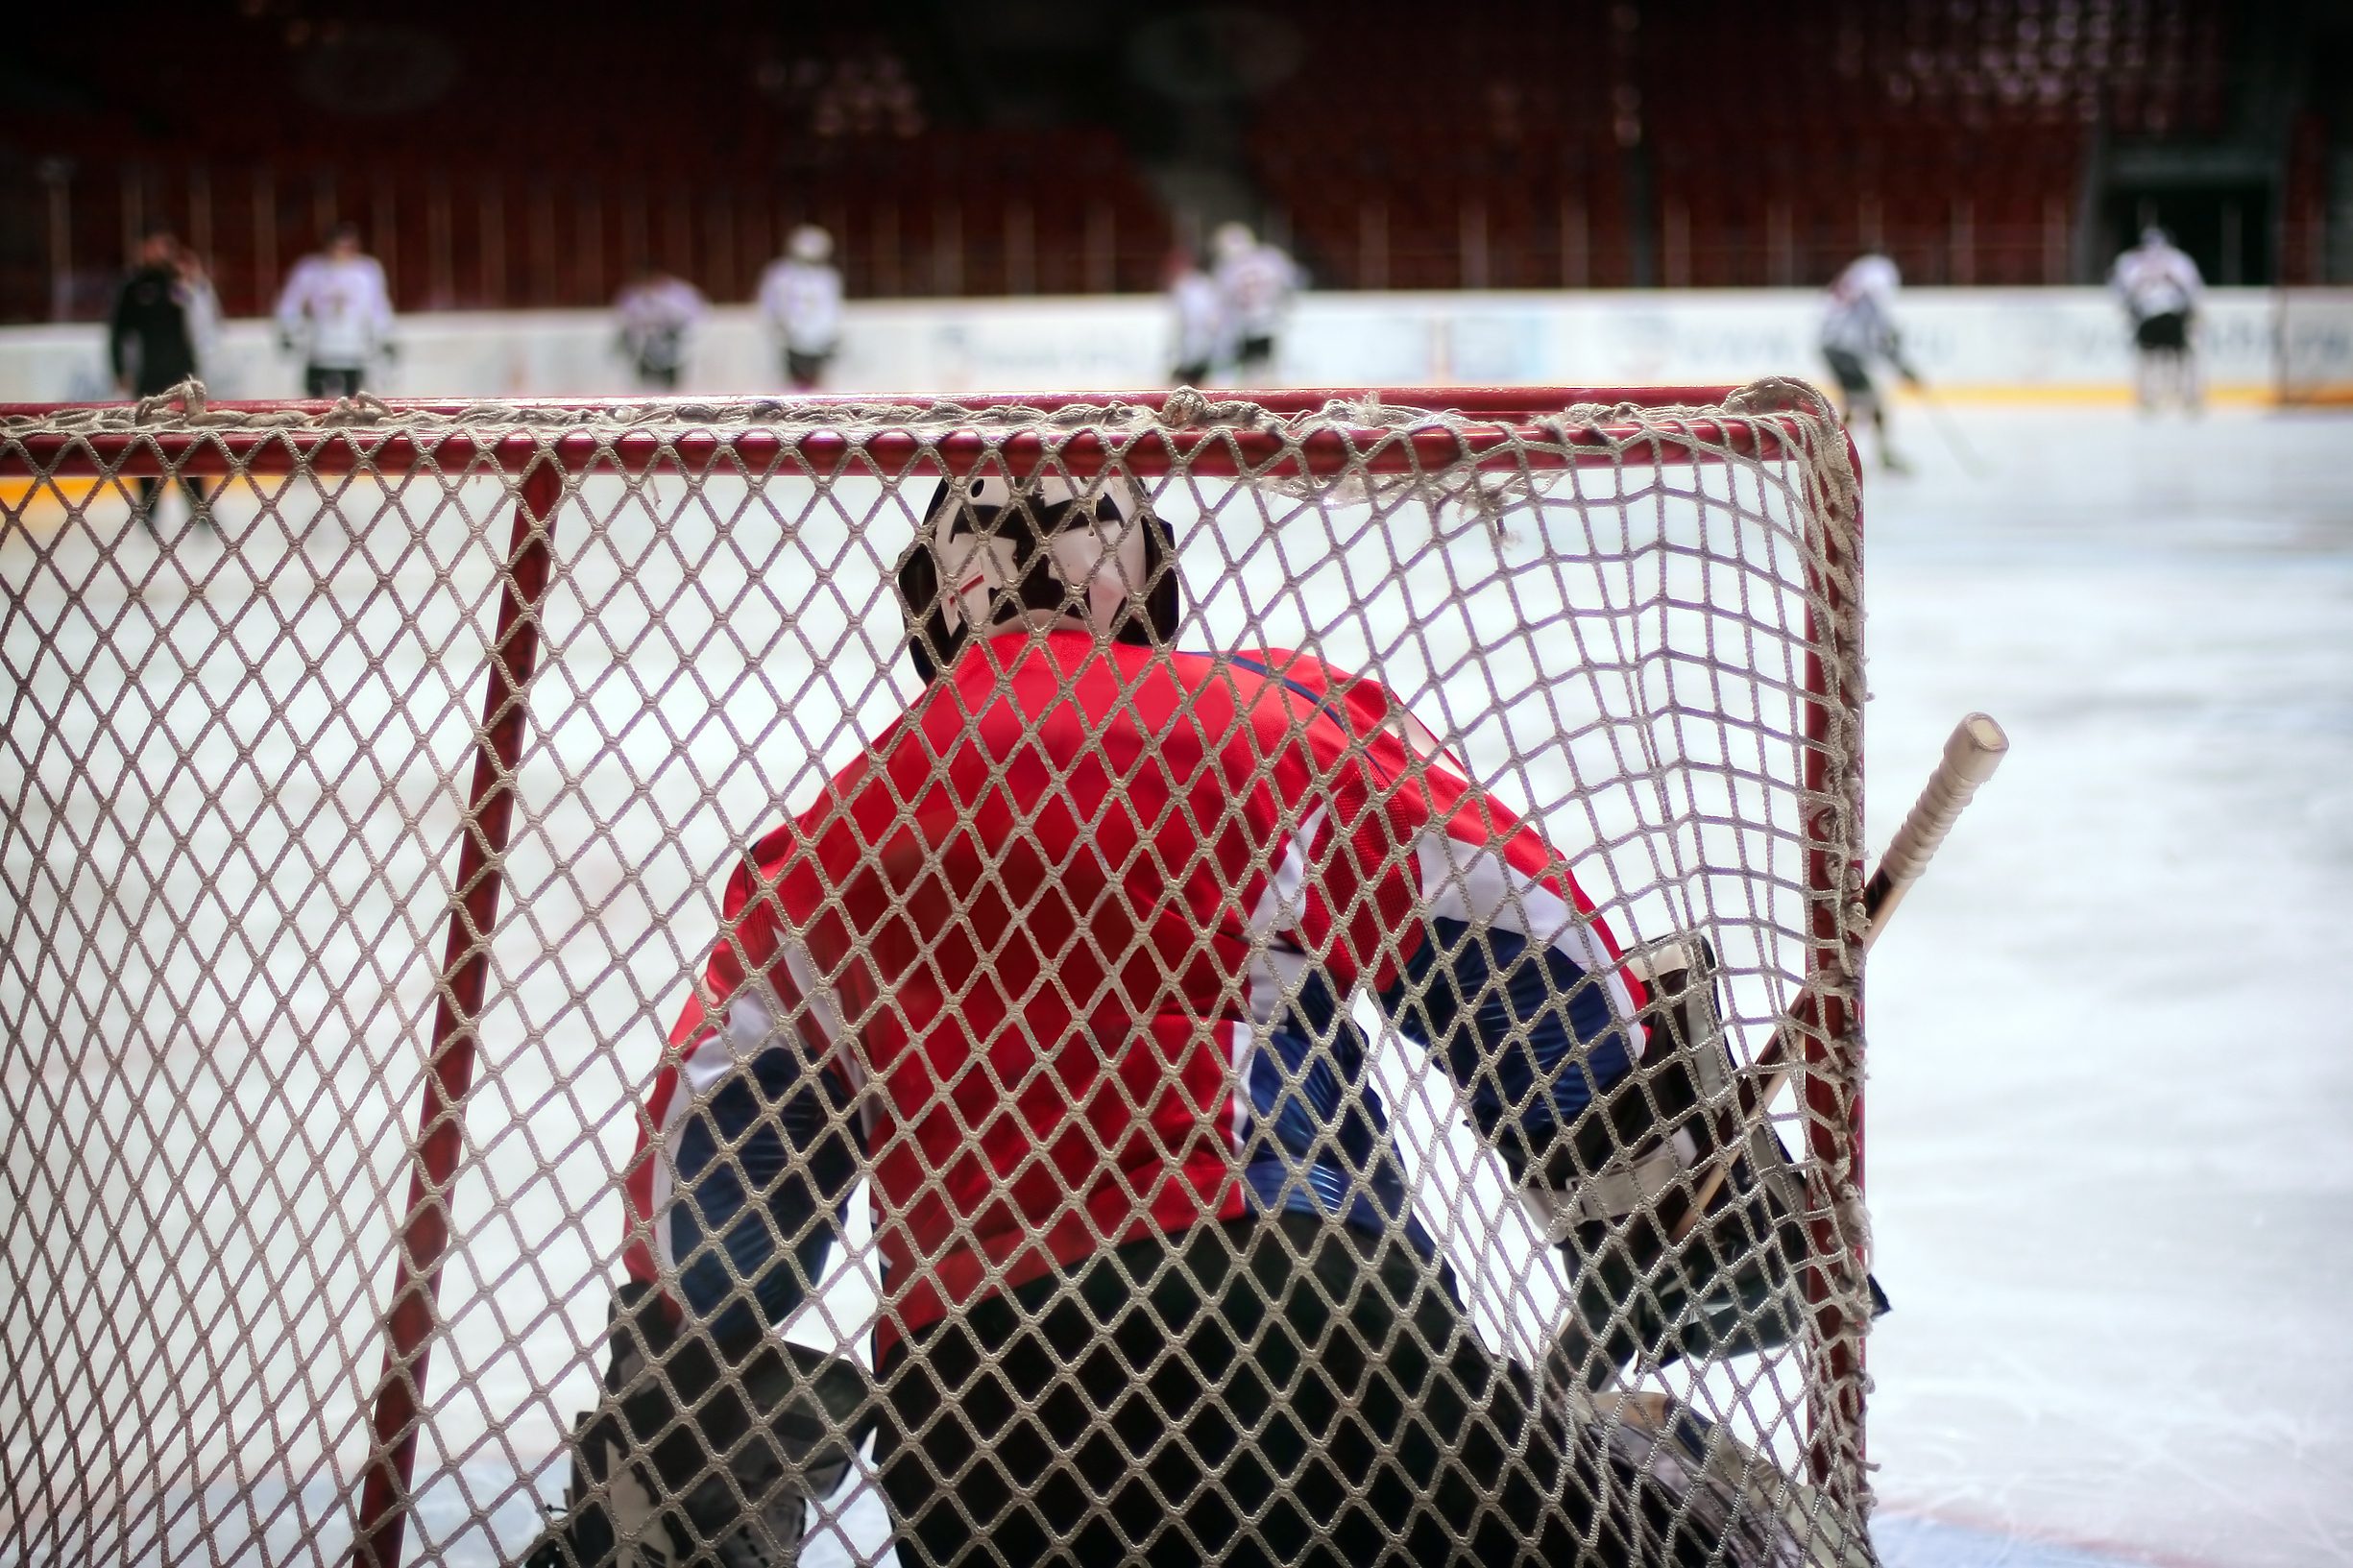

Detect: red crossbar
[1,385,1816,483]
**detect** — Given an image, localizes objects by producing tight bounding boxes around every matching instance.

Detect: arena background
[0,285,2346,403]
[4,4,2350,1568]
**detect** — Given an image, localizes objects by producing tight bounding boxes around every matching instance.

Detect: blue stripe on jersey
[1225,654,1346,721]
[1225,654,1397,782]
[1379,915,1634,1143]
[667,1048,863,1346]
[1236,966,1435,1254]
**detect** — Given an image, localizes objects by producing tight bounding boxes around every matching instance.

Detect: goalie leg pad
[524,1402,675,1568]
[1579,1390,1876,1568]
[526,1283,874,1567]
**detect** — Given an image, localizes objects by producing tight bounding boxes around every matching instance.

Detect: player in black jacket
[109,230,211,527]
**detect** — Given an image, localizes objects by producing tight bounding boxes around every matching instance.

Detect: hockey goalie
[529,469,1862,1567]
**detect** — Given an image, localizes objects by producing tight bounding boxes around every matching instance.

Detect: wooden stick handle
[1666,712,2008,1242]
[1861,712,2008,951]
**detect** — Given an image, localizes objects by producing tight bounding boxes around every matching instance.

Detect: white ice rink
[1857,403,2353,1568]
[4,396,2348,1567]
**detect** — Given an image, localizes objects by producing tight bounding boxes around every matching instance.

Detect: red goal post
[1,382,1868,1567]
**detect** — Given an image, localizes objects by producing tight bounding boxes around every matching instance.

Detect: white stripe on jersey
[1236,805,1326,1155]
[1412,832,1637,1023]
[646,990,776,1274]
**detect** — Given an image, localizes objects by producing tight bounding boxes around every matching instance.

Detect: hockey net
[0,381,1868,1568]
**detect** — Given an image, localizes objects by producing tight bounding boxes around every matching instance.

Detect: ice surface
[1857,405,2353,1568]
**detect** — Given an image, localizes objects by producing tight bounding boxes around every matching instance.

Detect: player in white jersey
[1211,222,1301,385]
[1163,247,1225,385]
[758,225,844,391]
[275,222,396,399]
[1818,253,1920,472]
[613,266,707,393]
[2111,226,2205,413]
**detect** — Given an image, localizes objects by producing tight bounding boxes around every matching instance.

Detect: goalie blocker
[1525,712,2006,1392]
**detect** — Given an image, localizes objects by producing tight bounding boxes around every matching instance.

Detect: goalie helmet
[894,472,1179,685]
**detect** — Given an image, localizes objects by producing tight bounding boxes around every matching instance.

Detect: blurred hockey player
[1211,221,1301,384]
[2111,226,2204,414]
[759,225,844,391]
[528,471,1837,1566]
[108,229,211,528]
[1163,247,1224,386]
[613,265,707,393]
[275,221,396,399]
[1819,253,1921,472]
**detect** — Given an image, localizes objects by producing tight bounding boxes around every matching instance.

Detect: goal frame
[1,384,1866,1568]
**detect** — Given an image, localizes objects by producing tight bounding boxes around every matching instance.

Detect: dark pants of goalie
[874,1213,1722,1568]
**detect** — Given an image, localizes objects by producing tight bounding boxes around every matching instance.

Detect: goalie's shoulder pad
[1229,648,1473,786]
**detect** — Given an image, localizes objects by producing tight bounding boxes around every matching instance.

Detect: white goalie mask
[895,472,1178,684]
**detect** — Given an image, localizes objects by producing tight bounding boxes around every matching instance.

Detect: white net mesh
[1,382,1869,1568]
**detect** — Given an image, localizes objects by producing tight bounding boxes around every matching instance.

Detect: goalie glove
[1515,936,1884,1391]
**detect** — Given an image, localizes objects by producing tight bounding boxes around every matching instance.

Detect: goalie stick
[1665,711,2010,1244]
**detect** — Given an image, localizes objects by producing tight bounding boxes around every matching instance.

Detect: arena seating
[2282,112,2331,286]
[1249,0,2234,290]
[0,0,2268,320]
[0,5,1170,319]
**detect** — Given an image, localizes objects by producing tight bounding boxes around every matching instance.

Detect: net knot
[322,391,395,427]
[1155,388,1264,431]
[133,378,208,423]
[1721,375,1836,423]
[1161,387,1212,427]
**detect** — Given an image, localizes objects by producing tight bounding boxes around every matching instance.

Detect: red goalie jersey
[624,629,1642,1355]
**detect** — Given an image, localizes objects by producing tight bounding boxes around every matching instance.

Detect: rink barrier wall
[7,287,2349,405]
